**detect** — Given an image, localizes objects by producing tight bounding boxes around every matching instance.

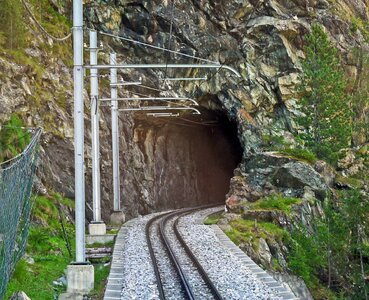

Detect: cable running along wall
[0,128,42,299]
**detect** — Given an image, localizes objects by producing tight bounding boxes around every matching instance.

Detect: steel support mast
[64,2,94,295]
[73,0,85,263]
[90,30,102,223]
[110,53,121,212]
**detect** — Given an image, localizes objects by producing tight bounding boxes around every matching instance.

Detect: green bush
[351,17,369,42]
[0,32,6,48]
[6,194,75,299]
[204,212,223,225]
[90,264,111,299]
[251,194,302,214]
[0,115,30,162]
[288,226,328,285]
[226,219,288,245]
[287,190,369,298]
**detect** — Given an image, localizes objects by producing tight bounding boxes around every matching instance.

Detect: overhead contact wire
[95,30,218,64]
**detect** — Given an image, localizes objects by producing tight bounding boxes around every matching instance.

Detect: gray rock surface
[9,292,31,300]
[272,161,328,199]
[1,0,368,220]
[227,152,329,210]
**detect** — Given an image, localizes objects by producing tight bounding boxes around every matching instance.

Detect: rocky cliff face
[1,0,368,220]
[1,0,368,297]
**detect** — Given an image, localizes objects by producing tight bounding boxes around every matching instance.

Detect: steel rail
[145,205,224,300]
[145,212,173,300]
[151,204,224,300]
[159,209,196,300]
[174,210,224,300]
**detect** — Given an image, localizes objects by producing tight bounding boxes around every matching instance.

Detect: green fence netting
[0,128,42,299]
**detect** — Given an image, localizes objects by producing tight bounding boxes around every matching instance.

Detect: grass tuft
[250,194,302,214]
[87,240,115,249]
[225,219,289,247]
[90,264,111,299]
[276,147,318,164]
[204,212,223,225]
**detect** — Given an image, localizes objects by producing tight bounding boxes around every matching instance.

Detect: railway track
[146,205,224,300]
[104,205,297,300]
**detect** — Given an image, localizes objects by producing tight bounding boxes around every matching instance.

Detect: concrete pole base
[59,293,84,300]
[65,264,94,294]
[88,222,107,235]
[110,211,125,225]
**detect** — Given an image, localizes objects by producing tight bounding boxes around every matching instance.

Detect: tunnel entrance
[131,104,243,213]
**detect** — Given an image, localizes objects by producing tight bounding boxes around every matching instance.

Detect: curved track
[146,205,224,300]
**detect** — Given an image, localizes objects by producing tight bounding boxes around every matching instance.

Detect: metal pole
[159,76,207,81]
[100,97,199,106]
[73,0,85,263]
[84,63,242,78]
[119,106,201,114]
[147,113,180,117]
[90,30,101,223]
[110,53,121,212]
[110,81,142,87]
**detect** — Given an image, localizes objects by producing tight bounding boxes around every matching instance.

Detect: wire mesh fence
[0,128,42,299]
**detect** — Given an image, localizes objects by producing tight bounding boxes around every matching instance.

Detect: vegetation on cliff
[0,115,31,162]
[0,0,26,50]
[223,22,369,299]
[0,0,368,299]
[4,193,74,299]
[4,192,110,299]
[289,189,369,299]
[298,24,351,164]
[0,0,72,137]
[0,2,109,298]
[295,25,368,297]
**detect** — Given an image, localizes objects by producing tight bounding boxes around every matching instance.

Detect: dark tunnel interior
[131,106,244,214]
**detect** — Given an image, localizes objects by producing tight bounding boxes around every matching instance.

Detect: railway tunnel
[118,97,243,217]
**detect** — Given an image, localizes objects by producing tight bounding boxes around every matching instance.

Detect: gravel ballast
[104,214,161,300]
[104,206,297,300]
[177,207,283,300]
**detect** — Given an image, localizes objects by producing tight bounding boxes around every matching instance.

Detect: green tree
[350,47,369,145]
[0,0,26,49]
[298,24,352,163]
[288,191,369,298]
[340,189,369,298]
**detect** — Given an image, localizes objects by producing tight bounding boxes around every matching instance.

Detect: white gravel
[106,214,162,300]
[177,207,282,300]
[163,214,216,299]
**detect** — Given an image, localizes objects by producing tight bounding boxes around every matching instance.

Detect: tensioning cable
[163,0,176,82]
